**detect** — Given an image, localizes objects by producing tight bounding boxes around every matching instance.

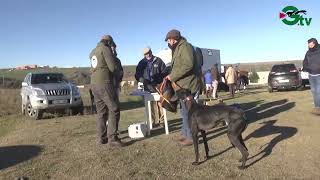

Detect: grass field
[0,87,320,179]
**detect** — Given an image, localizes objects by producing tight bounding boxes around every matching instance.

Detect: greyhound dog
[176,89,249,169]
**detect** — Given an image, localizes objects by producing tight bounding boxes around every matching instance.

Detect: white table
[143,93,169,136]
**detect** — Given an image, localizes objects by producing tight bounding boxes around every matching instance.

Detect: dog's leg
[227,132,249,170]
[239,134,248,151]
[192,127,200,166]
[200,130,210,159]
[237,134,248,163]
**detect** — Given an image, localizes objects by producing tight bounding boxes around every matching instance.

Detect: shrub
[249,71,260,83]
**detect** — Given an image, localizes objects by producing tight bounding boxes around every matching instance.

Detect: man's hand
[165,75,171,81]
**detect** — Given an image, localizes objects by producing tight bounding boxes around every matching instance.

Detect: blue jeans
[180,89,200,140]
[309,75,320,107]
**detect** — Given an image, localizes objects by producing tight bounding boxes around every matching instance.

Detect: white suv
[21,72,83,119]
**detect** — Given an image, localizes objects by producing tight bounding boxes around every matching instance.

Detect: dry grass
[0,89,21,117]
[0,88,320,179]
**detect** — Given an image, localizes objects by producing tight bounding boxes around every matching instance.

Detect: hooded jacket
[303,38,320,75]
[90,42,116,85]
[169,38,200,94]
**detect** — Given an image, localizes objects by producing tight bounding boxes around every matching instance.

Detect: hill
[235,60,303,72]
[0,60,304,88]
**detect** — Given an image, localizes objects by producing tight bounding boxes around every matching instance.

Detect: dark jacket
[135,56,168,86]
[303,41,320,75]
[114,57,123,88]
[90,42,116,85]
[211,65,220,81]
[169,38,200,94]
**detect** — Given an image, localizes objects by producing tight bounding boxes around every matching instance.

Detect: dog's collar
[184,96,194,102]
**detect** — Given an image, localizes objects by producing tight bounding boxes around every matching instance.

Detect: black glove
[139,77,145,83]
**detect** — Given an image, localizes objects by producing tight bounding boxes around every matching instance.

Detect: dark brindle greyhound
[176,89,249,169]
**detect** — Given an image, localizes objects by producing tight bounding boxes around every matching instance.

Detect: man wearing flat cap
[135,47,168,126]
[89,35,124,147]
[165,29,201,146]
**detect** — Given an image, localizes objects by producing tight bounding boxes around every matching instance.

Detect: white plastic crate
[128,122,147,138]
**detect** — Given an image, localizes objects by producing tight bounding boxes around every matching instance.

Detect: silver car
[21,72,83,119]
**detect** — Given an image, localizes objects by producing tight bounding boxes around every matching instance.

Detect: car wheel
[26,101,43,120]
[268,87,273,93]
[69,105,84,116]
[297,86,304,91]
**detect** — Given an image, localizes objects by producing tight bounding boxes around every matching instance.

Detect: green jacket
[170,39,200,94]
[90,42,116,85]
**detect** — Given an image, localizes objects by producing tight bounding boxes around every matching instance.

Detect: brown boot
[311,107,320,115]
[179,138,193,146]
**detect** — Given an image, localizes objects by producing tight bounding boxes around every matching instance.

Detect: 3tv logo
[279,6,312,26]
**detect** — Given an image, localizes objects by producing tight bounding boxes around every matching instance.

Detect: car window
[24,74,29,83]
[31,73,66,84]
[27,74,31,84]
[271,64,296,72]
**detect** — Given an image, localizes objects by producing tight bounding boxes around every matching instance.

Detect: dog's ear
[176,89,191,100]
[175,89,184,99]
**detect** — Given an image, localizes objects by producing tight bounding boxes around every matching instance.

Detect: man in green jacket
[165,29,200,146]
[89,35,124,147]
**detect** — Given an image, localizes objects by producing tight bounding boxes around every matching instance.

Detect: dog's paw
[204,155,210,160]
[192,161,199,166]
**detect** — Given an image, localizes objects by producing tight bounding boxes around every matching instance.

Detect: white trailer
[200,48,221,72]
[155,47,221,72]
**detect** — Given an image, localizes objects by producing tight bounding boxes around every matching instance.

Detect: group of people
[203,64,246,99]
[88,30,320,147]
[89,29,202,147]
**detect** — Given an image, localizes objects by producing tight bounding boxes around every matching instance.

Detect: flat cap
[165,29,181,41]
[101,35,113,41]
[143,47,151,55]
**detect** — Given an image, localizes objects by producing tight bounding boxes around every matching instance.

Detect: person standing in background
[211,63,220,99]
[225,65,237,98]
[135,47,168,126]
[303,38,320,115]
[204,69,212,98]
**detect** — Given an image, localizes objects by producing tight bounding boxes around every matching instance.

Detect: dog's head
[176,88,192,101]
[176,89,196,110]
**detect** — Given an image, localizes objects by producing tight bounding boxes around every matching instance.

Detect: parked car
[268,64,302,93]
[21,72,83,119]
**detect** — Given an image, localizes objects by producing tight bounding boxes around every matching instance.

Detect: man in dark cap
[303,38,320,115]
[89,35,124,146]
[135,47,168,126]
[165,29,201,146]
